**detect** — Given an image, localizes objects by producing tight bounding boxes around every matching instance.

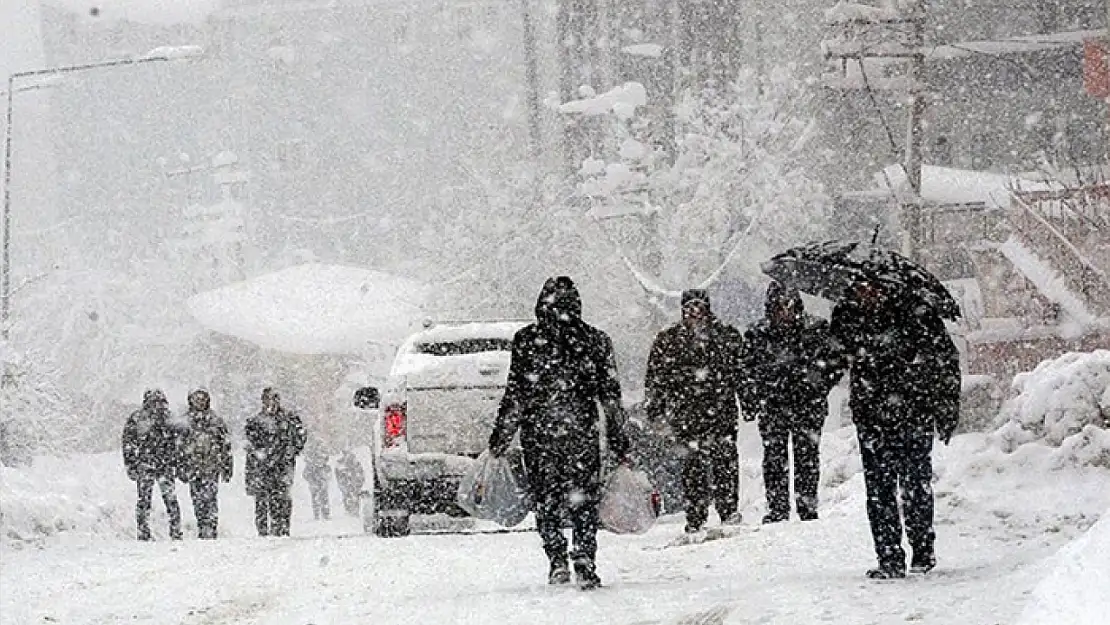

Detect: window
[415,338,513,356]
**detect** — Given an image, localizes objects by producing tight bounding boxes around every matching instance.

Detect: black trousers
[681,434,738,531]
[307,478,330,520]
[858,426,936,570]
[136,475,181,540]
[190,479,220,539]
[254,486,294,537]
[761,420,821,521]
[533,477,600,567]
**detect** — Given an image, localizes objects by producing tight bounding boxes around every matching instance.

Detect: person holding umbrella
[763,241,961,579]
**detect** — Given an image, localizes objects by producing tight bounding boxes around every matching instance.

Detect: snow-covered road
[4,433,1108,625]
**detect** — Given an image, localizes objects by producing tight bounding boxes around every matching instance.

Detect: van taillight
[383,403,407,447]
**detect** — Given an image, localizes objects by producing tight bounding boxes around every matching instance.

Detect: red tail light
[383,403,407,447]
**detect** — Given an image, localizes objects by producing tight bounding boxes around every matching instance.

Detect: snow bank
[993,350,1110,450]
[187,264,430,356]
[1,454,137,544]
[1018,506,1110,625]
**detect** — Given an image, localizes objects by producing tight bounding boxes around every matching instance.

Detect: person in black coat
[742,282,842,524]
[302,434,331,521]
[334,450,366,517]
[830,280,960,579]
[644,289,745,534]
[179,389,233,539]
[489,276,630,590]
[244,388,307,537]
[122,389,184,541]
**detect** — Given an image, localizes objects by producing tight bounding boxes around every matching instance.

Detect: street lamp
[1,45,204,339]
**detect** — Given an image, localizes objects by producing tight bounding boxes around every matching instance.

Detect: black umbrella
[761,240,961,320]
[759,240,870,302]
[856,248,962,320]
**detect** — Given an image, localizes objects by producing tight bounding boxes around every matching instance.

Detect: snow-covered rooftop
[187,263,430,356]
[878,165,1057,209]
[929,29,1104,61]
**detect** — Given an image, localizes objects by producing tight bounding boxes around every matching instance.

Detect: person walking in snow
[334,449,366,517]
[489,276,631,590]
[179,389,233,539]
[741,282,843,524]
[830,279,960,579]
[244,388,307,537]
[122,389,184,541]
[302,434,331,521]
[644,289,745,534]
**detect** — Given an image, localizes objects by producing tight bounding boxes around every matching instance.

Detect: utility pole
[822,2,929,260]
[520,0,542,161]
[902,0,927,263]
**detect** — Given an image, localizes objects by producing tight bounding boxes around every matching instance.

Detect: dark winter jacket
[829,289,960,438]
[302,437,331,484]
[489,277,630,496]
[244,407,307,495]
[335,453,365,495]
[740,282,843,433]
[180,409,233,483]
[122,405,182,480]
[644,302,745,442]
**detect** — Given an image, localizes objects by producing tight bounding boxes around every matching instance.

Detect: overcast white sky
[0,1,219,76]
[50,0,221,24]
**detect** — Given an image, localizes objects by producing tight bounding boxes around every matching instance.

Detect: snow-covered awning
[187,263,430,356]
[929,29,1104,61]
[877,165,1060,209]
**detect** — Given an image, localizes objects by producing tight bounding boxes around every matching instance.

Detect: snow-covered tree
[566,65,831,314]
[0,342,73,464]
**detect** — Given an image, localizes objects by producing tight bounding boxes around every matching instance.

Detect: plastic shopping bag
[457,450,531,527]
[599,465,660,535]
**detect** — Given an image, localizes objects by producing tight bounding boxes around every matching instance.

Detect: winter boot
[761,512,788,525]
[548,558,571,585]
[721,512,743,526]
[910,553,936,575]
[573,557,601,590]
[865,565,906,580]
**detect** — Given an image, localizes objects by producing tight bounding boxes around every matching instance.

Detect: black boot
[573,557,601,590]
[548,558,571,585]
[910,553,936,574]
[866,564,906,580]
[762,512,788,525]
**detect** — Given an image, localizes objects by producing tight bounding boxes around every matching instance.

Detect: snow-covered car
[357,320,527,537]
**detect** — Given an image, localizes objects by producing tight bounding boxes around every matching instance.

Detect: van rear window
[414,338,513,356]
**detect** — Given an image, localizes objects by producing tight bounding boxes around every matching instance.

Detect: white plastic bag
[600,465,660,534]
[457,450,531,527]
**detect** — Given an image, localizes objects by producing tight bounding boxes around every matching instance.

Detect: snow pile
[187,264,430,356]
[991,350,1110,461]
[1018,506,1110,625]
[0,454,137,544]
